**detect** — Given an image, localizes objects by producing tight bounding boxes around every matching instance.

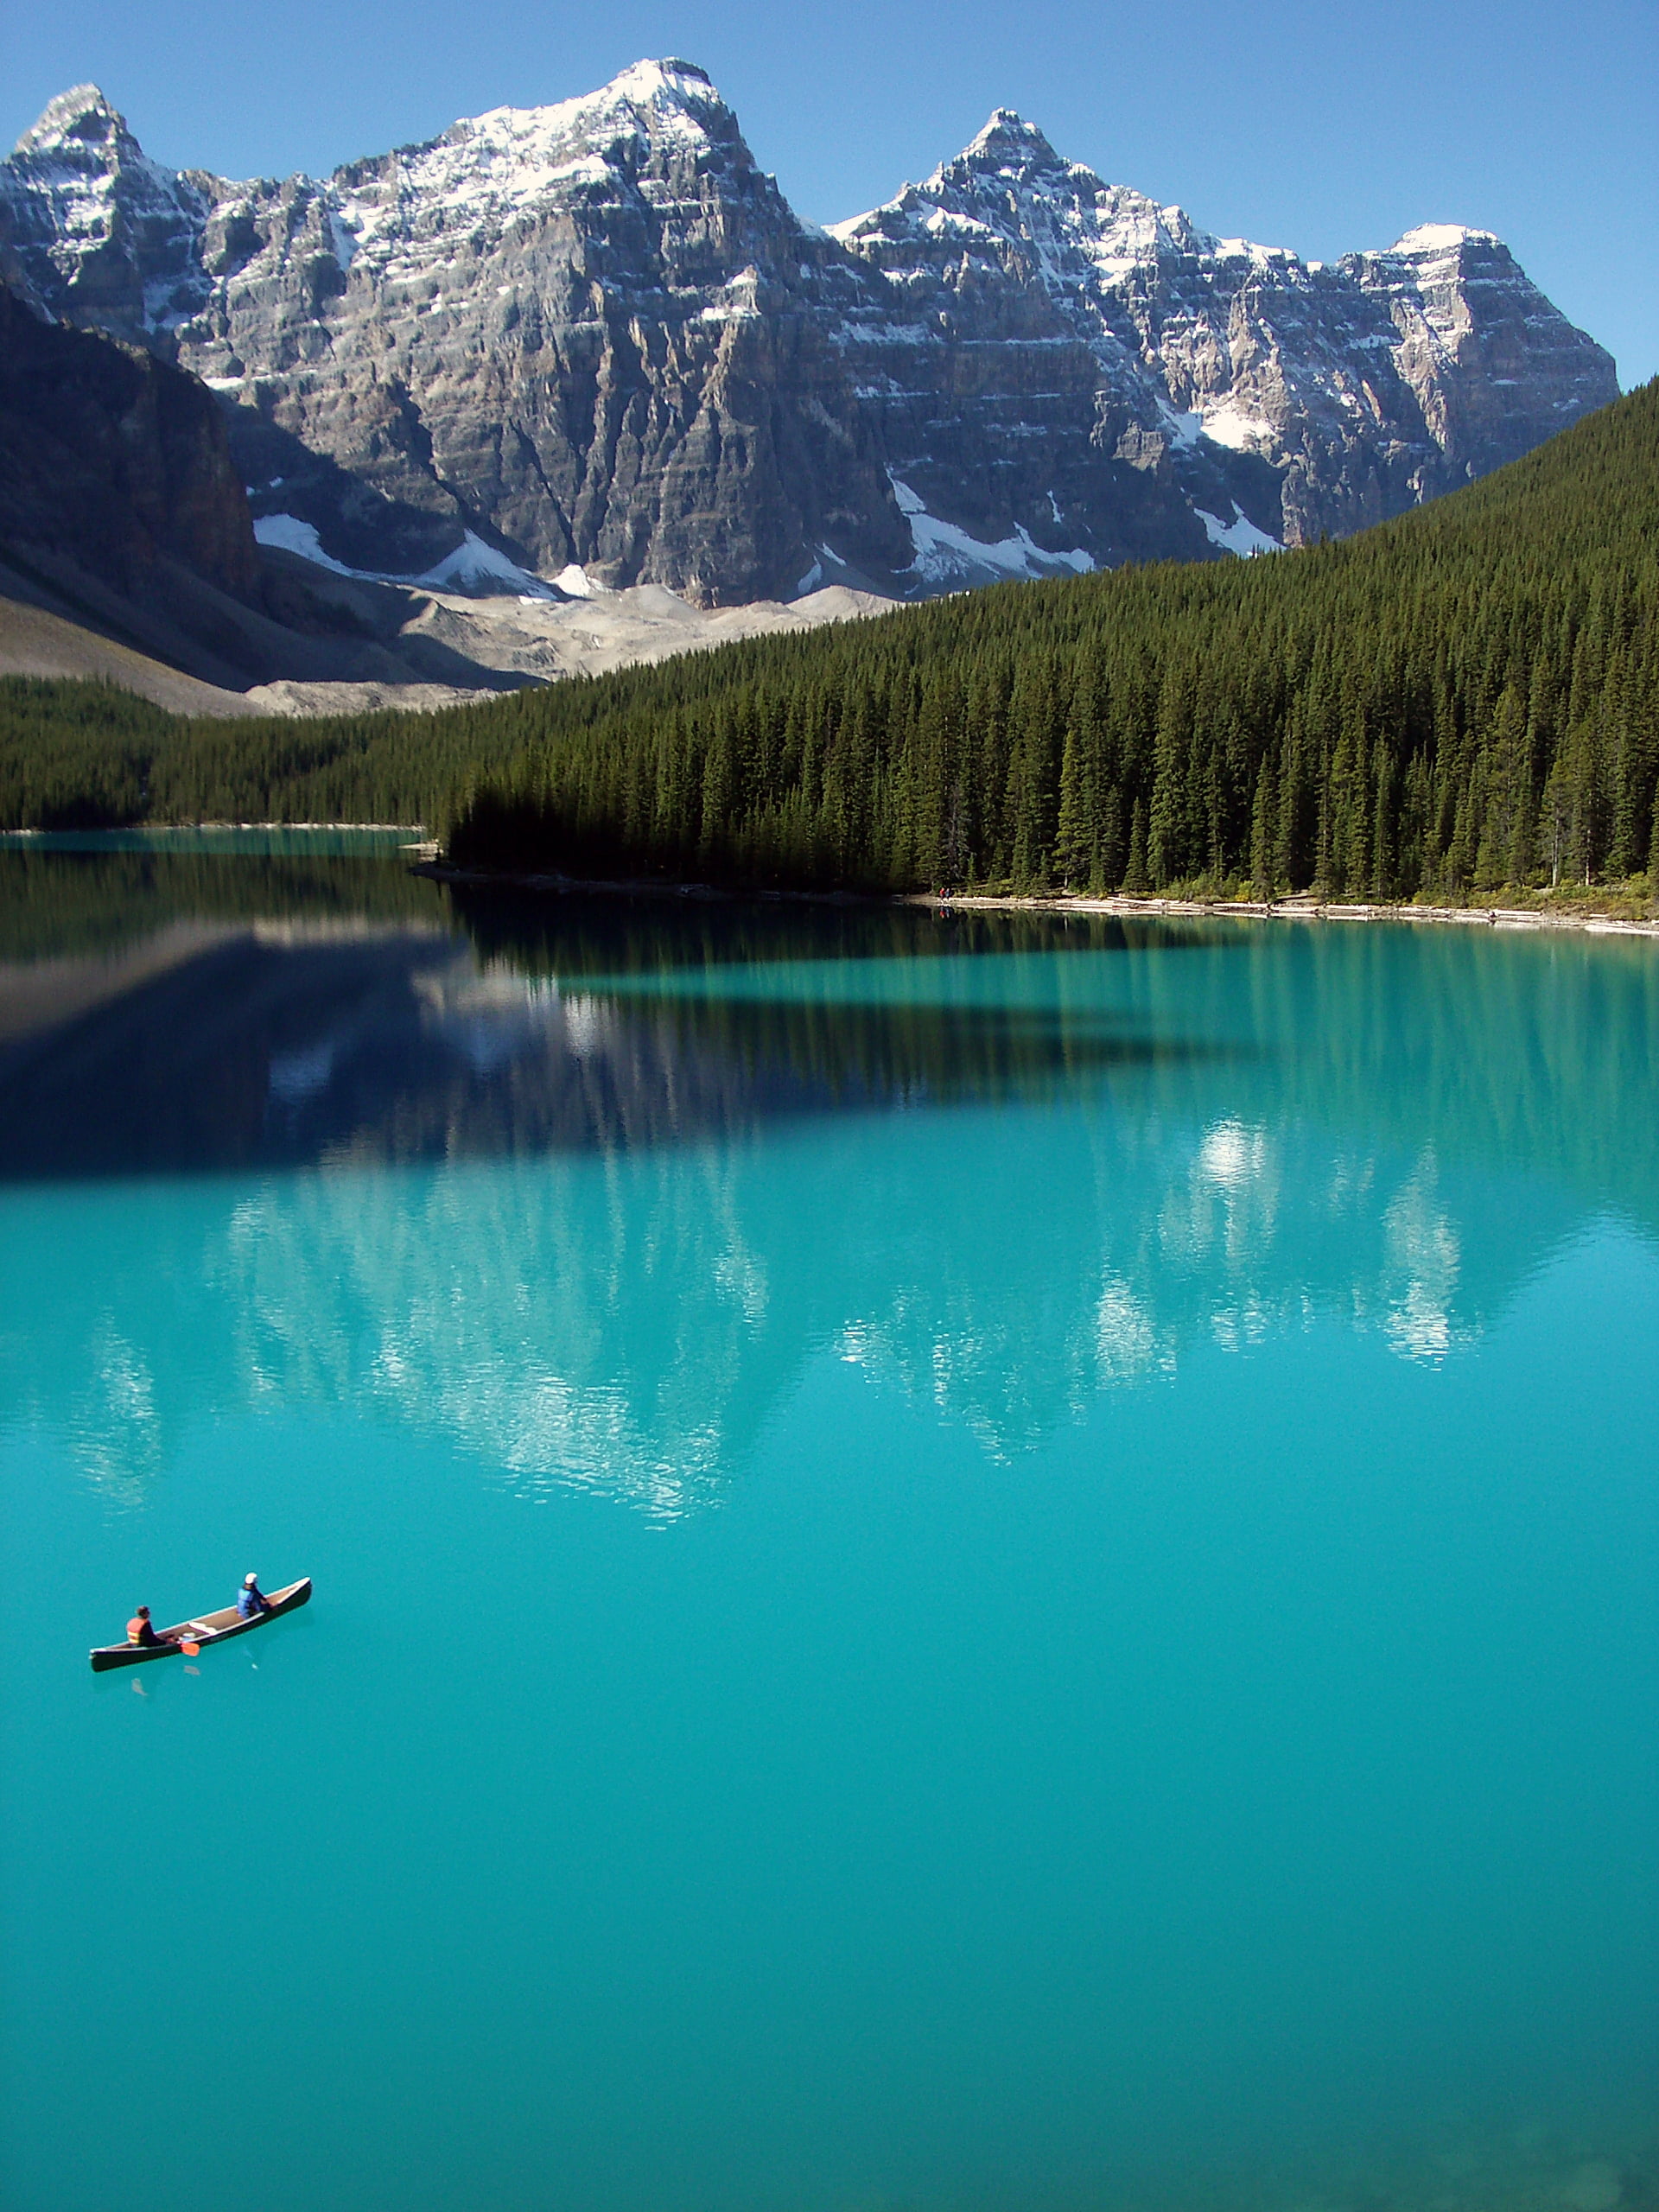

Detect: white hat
[245,1572,258,1586]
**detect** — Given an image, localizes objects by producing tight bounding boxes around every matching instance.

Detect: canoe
[89,1578,311,1671]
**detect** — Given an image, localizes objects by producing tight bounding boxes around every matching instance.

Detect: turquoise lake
[1,835,1655,2212]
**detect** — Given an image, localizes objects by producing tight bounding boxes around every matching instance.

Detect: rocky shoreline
[932,890,1659,938]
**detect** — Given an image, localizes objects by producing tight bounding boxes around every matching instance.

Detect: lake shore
[927,890,1659,937]
[416,862,1659,938]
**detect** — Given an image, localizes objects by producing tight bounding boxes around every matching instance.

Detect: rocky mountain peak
[954,109,1065,177]
[1,86,208,343]
[321,57,767,296]
[11,83,132,161]
[445,56,740,174]
[837,111,1190,279]
[1389,221,1497,257]
[594,56,724,118]
[495,60,734,170]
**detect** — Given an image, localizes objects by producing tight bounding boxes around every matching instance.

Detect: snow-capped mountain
[0,67,1618,604]
[0,67,908,599]
[830,110,1618,558]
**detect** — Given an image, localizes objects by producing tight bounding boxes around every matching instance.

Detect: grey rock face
[0,67,1620,603]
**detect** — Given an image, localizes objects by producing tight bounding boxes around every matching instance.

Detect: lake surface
[2,833,1656,2212]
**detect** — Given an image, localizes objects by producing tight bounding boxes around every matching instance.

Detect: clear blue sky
[8,0,1655,385]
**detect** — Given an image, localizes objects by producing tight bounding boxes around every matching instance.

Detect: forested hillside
[448,379,1659,899]
[3,380,1656,904]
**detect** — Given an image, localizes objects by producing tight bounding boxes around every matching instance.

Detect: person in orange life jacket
[237,1572,274,1619]
[126,1605,180,1649]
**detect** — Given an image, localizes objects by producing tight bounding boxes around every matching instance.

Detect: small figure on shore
[237,1572,273,1619]
[126,1605,178,1649]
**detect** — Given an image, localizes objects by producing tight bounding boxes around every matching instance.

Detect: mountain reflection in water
[2,845,1653,1515]
[0,927,1227,1177]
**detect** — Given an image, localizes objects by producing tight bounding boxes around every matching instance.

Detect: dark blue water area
[0,842,1656,2212]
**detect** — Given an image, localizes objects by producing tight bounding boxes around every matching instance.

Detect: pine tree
[1370,737,1395,899]
[1122,798,1150,894]
[1249,752,1278,900]
[1096,785,1125,895]
[1054,721,1089,889]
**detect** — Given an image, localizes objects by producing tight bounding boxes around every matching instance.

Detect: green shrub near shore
[3,380,1656,908]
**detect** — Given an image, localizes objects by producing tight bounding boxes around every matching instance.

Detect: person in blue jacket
[237,1572,273,1619]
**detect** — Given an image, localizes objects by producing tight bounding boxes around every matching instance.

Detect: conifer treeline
[3,381,1656,899]
[0,676,528,834]
[448,381,1659,897]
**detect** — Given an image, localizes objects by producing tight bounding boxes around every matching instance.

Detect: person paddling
[125,1605,180,1650]
[237,1572,274,1619]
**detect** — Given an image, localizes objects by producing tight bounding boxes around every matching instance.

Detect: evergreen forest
[2,378,1656,906]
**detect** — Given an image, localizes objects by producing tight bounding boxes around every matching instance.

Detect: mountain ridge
[0,63,1620,606]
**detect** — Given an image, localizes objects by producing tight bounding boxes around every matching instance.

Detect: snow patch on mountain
[1196,505,1281,556]
[254,515,563,599]
[1156,402,1205,449]
[420,535,561,596]
[252,515,359,575]
[1198,398,1280,453]
[892,477,1094,588]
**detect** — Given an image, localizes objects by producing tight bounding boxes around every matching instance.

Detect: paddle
[181,1640,201,1656]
